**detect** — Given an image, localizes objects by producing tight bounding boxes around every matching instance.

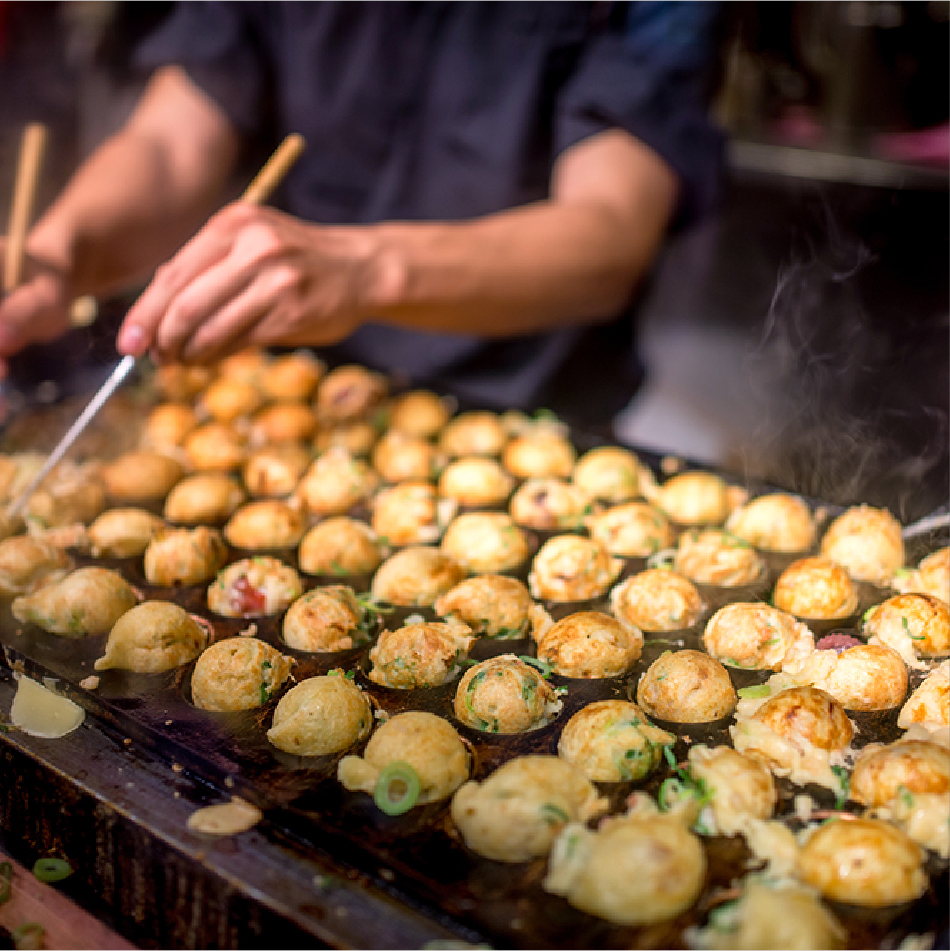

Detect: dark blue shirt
[137,1,724,428]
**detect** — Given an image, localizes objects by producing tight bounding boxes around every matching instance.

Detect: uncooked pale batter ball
[636,649,737,722]
[863,593,949,662]
[223,498,306,550]
[772,555,859,620]
[441,511,529,575]
[296,447,379,517]
[850,740,949,807]
[542,814,705,925]
[509,478,593,531]
[820,503,905,585]
[371,480,453,547]
[94,601,208,673]
[557,700,674,782]
[438,410,507,458]
[100,450,183,503]
[282,585,371,652]
[367,621,475,689]
[338,710,470,808]
[207,556,303,618]
[673,529,766,588]
[724,492,817,553]
[528,535,623,602]
[585,501,674,558]
[315,364,388,422]
[163,472,246,526]
[370,546,467,607]
[702,602,815,671]
[450,755,607,862]
[267,672,372,757]
[798,817,927,907]
[434,574,547,639]
[653,470,733,527]
[191,637,293,712]
[12,567,137,636]
[454,654,562,733]
[144,526,228,586]
[438,456,515,508]
[297,517,384,578]
[571,445,641,504]
[610,568,705,633]
[87,507,166,558]
[536,610,642,679]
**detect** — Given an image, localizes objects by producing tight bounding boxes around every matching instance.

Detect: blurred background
[0,0,947,521]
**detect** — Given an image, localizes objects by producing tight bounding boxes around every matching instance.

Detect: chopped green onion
[32,857,72,883]
[831,766,850,810]
[737,684,771,699]
[374,761,421,815]
[539,802,570,825]
[518,655,552,678]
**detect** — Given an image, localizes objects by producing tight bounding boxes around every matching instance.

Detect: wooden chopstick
[3,122,48,294]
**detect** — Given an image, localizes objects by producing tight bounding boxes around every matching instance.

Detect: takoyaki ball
[438,410,507,458]
[509,478,593,531]
[190,637,293,712]
[585,501,674,559]
[441,512,529,575]
[298,517,384,578]
[88,507,166,558]
[537,611,642,679]
[673,529,766,588]
[371,480,452,547]
[528,535,623,603]
[772,556,859,620]
[248,401,318,445]
[724,492,817,553]
[197,377,262,424]
[571,445,640,504]
[851,740,949,807]
[820,504,905,586]
[434,575,543,639]
[282,585,369,652]
[450,755,607,863]
[687,745,777,832]
[689,877,846,951]
[0,535,72,596]
[610,569,704,633]
[894,546,949,602]
[266,671,371,756]
[702,602,814,671]
[163,472,246,525]
[542,815,705,925]
[25,470,107,527]
[241,443,310,498]
[557,700,674,783]
[100,451,183,504]
[864,593,949,662]
[898,660,949,731]
[296,447,379,517]
[214,346,269,385]
[338,711,470,807]
[815,643,908,711]
[258,350,325,402]
[654,470,732,527]
[12,567,138,636]
[370,547,467,607]
[94,601,208,673]
[207,556,303,618]
[386,389,453,438]
[636,650,737,723]
[143,526,228,587]
[438,457,515,509]
[315,364,388,422]
[502,429,576,480]
[312,420,378,457]
[140,402,199,451]
[367,621,475,689]
[183,422,247,472]
[153,363,211,401]
[223,499,306,550]
[798,817,927,907]
[454,654,562,733]
[371,430,443,484]
[751,686,853,752]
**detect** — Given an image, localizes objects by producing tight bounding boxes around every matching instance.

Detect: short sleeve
[133,1,267,139]
[555,1,725,227]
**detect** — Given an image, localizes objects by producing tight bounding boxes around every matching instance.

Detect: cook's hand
[117,203,374,365]
[0,241,73,378]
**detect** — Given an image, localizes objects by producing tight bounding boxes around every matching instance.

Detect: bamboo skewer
[3,122,48,294]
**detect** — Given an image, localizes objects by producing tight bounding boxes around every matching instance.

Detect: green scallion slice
[374,761,421,816]
[32,857,72,883]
